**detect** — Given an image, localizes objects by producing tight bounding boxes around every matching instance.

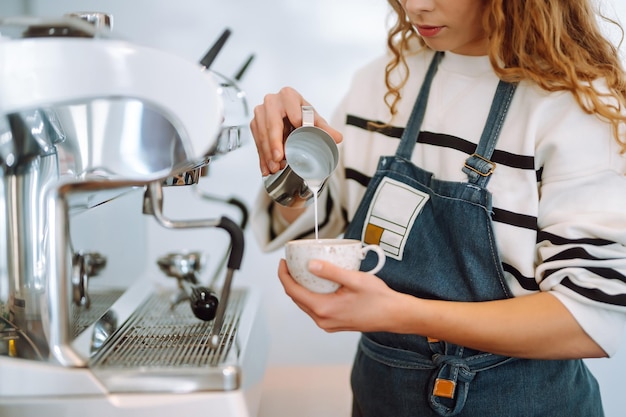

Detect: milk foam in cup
[285,238,386,293]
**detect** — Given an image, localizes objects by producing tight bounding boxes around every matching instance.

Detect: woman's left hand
[277,258,407,333]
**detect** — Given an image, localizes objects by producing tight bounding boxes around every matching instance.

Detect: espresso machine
[0,13,268,417]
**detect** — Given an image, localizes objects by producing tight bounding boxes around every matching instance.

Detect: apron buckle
[463,153,496,177]
[433,377,456,399]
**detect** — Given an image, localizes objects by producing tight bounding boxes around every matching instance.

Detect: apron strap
[462,81,517,187]
[395,51,518,189]
[395,51,443,160]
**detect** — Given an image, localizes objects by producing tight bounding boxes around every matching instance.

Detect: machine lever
[199,28,231,69]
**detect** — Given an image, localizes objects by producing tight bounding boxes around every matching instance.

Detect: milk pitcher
[263,106,338,208]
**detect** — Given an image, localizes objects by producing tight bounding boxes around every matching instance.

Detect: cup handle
[361,245,386,275]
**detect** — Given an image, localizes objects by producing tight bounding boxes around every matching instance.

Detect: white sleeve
[551,292,626,356]
[534,87,626,356]
[250,186,338,252]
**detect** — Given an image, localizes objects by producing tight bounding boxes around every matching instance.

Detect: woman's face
[400,0,488,56]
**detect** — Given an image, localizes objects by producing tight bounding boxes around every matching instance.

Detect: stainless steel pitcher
[263,106,339,208]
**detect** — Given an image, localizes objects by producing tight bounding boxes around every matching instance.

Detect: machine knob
[189,286,219,321]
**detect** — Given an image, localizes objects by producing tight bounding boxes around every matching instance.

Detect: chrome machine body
[0,15,267,417]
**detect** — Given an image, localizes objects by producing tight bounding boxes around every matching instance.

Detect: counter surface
[259,365,352,417]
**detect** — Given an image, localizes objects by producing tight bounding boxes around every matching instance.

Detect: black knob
[189,286,219,321]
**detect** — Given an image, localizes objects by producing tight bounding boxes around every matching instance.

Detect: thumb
[308,259,359,287]
[314,116,343,144]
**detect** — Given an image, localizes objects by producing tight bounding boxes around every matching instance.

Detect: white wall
[0,0,25,15]
[3,1,626,416]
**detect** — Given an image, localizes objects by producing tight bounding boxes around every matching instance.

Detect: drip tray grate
[89,289,247,393]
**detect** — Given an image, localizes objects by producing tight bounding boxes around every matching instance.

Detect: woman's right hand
[250,87,343,176]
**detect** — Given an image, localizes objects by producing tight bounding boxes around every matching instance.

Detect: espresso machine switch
[71,252,107,308]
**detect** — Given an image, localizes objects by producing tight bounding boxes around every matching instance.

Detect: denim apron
[344,52,603,417]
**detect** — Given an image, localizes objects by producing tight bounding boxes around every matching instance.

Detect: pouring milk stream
[271,108,387,294]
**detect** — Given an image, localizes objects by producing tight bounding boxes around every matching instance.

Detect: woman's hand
[277,258,607,359]
[250,87,343,176]
[277,258,406,333]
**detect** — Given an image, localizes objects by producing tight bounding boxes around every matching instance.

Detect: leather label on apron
[361,177,429,261]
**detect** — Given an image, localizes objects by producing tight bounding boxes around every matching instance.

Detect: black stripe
[544,266,626,285]
[418,131,474,153]
[341,206,349,227]
[544,247,600,263]
[346,115,403,138]
[561,276,626,306]
[537,231,614,246]
[503,262,540,291]
[345,168,371,187]
[419,132,535,170]
[345,114,535,171]
[587,267,626,283]
[268,202,277,241]
[491,208,537,230]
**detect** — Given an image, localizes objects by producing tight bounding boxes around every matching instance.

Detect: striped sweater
[252,49,626,356]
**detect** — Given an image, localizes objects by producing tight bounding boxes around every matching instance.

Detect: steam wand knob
[189,286,219,321]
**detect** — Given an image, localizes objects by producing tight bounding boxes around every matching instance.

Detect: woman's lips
[415,25,444,38]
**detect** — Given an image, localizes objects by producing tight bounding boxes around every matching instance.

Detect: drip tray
[89,288,246,394]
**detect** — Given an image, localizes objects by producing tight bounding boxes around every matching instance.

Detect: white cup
[285,238,386,293]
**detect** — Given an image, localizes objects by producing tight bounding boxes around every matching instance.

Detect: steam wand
[193,186,248,289]
[144,181,244,348]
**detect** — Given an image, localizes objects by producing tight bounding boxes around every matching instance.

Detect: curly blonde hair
[384,0,626,150]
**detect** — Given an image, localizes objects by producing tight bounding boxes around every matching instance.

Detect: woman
[250,0,626,415]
